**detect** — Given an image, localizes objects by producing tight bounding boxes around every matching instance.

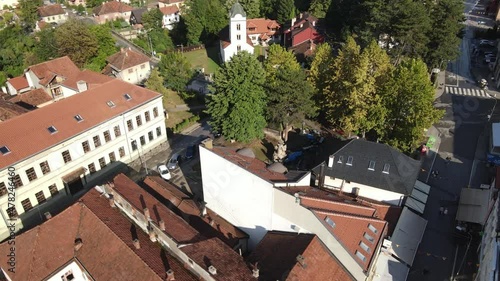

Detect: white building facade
[0,79,166,241]
[220,3,254,62]
[476,196,500,281]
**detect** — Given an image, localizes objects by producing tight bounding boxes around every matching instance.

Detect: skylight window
[360,241,371,253]
[368,224,378,234]
[123,93,132,100]
[346,156,353,166]
[337,156,343,164]
[74,115,83,122]
[47,126,58,134]
[325,217,336,228]
[364,232,375,243]
[355,251,366,262]
[106,101,115,107]
[368,161,375,171]
[0,146,10,155]
[383,164,390,174]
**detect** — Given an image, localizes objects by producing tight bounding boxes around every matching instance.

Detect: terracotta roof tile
[28,56,80,87]
[10,89,53,107]
[63,69,114,90]
[160,5,179,15]
[6,76,29,90]
[93,0,133,15]
[106,48,150,71]
[246,18,279,36]
[38,4,65,17]
[0,79,161,170]
[0,99,29,121]
[210,147,288,182]
[248,232,354,281]
[180,237,254,281]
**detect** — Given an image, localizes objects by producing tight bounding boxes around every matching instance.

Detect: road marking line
[466,88,472,95]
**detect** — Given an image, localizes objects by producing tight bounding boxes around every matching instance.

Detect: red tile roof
[160,5,179,15]
[246,18,279,36]
[210,147,288,182]
[7,76,29,90]
[28,56,81,87]
[0,99,29,121]
[0,79,161,170]
[38,4,65,17]
[63,69,114,90]
[0,189,197,281]
[106,48,150,71]
[10,88,53,107]
[248,232,355,281]
[180,237,254,281]
[93,0,133,15]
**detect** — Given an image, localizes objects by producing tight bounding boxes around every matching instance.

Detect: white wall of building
[119,62,151,84]
[95,12,132,25]
[323,177,405,206]
[41,13,68,25]
[162,13,179,30]
[46,261,91,281]
[476,198,500,281]
[26,70,40,89]
[0,0,18,8]
[0,97,166,240]
[221,13,254,62]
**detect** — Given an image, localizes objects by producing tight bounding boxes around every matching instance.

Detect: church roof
[230,2,246,18]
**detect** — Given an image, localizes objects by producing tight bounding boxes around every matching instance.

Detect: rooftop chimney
[200,201,207,217]
[252,269,259,278]
[74,238,83,251]
[44,212,52,220]
[165,269,175,281]
[76,80,88,93]
[296,254,307,268]
[201,138,213,149]
[133,239,140,249]
[159,220,165,231]
[149,229,157,242]
[208,265,217,275]
[144,208,150,220]
[318,163,325,188]
[109,194,115,208]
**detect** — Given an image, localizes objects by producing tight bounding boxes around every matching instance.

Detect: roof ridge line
[312,208,387,223]
[300,195,376,211]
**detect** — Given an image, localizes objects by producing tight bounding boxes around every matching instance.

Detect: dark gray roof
[230,2,246,18]
[312,139,421,195]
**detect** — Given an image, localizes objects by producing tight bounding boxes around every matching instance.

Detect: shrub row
[173,115,200,133]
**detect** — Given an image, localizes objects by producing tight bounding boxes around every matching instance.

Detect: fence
[169,44,206,53]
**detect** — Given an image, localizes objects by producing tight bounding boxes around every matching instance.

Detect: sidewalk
[418,126,442,183]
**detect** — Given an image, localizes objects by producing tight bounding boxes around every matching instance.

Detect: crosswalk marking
[445,86,491,98]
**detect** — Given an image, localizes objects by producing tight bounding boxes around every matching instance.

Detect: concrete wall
[119,62,151,85]
[46,261,91,281]
[41,13,68,25]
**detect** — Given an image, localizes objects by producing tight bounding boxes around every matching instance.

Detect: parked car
[477,20,486,25]
[157,165,172,180]
[486,57,497,63]
[167,153,181,170]
[212,130,221,138]
[185,145,196,160]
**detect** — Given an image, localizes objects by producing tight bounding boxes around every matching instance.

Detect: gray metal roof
[230,2,246,18]
[312,139,421,195]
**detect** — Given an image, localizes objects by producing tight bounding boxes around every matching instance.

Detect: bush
[173,115,200,133]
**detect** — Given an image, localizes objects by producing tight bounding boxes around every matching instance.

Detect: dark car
[167,153,181,170]
[185,145,196,159]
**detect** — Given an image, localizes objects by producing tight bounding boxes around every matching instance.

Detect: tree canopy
[18,0,43,30]
[158,51,194,92]
[55,19,99,68]
[225,0,261,19]
[206,52,267,142]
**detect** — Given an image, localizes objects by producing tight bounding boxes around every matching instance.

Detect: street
[409,0,499,280]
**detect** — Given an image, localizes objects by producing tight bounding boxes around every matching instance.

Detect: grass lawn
[163,89,185,108]
[165,111,194,129]
[182,46,220,74]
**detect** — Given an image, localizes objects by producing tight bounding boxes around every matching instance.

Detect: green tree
[277,0,296,24]
[33,27,58,62]
[225,0,261,19]
[145,69,168,94]
[0,25,35,84]
[264,44,300,84]
[380,59,443,151]
[308,43,334,109]
[55,19,98,68]
[85,25,118,71]
[142,8,164,31]
[259,0,277,18]
[183,0,227,44]
[18,0,43,29]
[308,0,330,18]
[86,0,105,8]
[206,52,267,142]
[266,65,317,141]
[158,51,193,92]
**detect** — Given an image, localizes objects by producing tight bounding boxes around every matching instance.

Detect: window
[156,127,162,137]
[136,115,142,127]
[368,224,378,234]
[0,182,6,196]
[237,45,241,51]
[88,163,96,173]
[140,136,146,146]
[383,164,390,174]
[107,101,115,107]
[103,131,111,143]
[325,217,335,228]
[368,160,375,171]
[114,125,121,137]
[148,131,154,141]
[236,23,241,30]
[99,157,106,169]
[47,126,58,134]
[131,140,138,151]
[128,68,134,74]
[359,241,371,253]
[74,115,84,122]
[145,111,151,122]
[82,141,90,153]
[40,161,50,175]
[62,150,71,163]
[346,156,353,166]
[119,146,125,158]
[153,107,159,118]
[48,184,59,196]
[127,120,134,131]
[11,175,23,188]
[109,152,116,162]
[237,34,241,40]
[26,168,37,182]
[35,191,46,204]
[337,156,343,164]
[355,251,366,262]
[364,232,375,243]
[124,93,132,100]
[141,64,146,69]
[6,206,17,219]
[93,135,101,148]
[21,198,33,212]
[0,146,10,155]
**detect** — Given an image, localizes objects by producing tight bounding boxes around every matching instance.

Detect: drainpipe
[122,114,133,162]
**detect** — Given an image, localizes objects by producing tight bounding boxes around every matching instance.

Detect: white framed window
[355,251,366,262]
[368,223,378,234]
[359,241,371,253]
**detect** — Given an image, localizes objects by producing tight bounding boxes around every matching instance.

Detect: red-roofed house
[246,18,280,46]
[92,0,133,25]
[103,48,151,84]
[10,88,54,109]
[0,99,29,121]
[160,5,180,30]
[38,4,68,25]
[284,13,324,60]
[5,76,30,95]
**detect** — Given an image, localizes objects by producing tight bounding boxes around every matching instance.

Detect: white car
[157,165,172,180]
